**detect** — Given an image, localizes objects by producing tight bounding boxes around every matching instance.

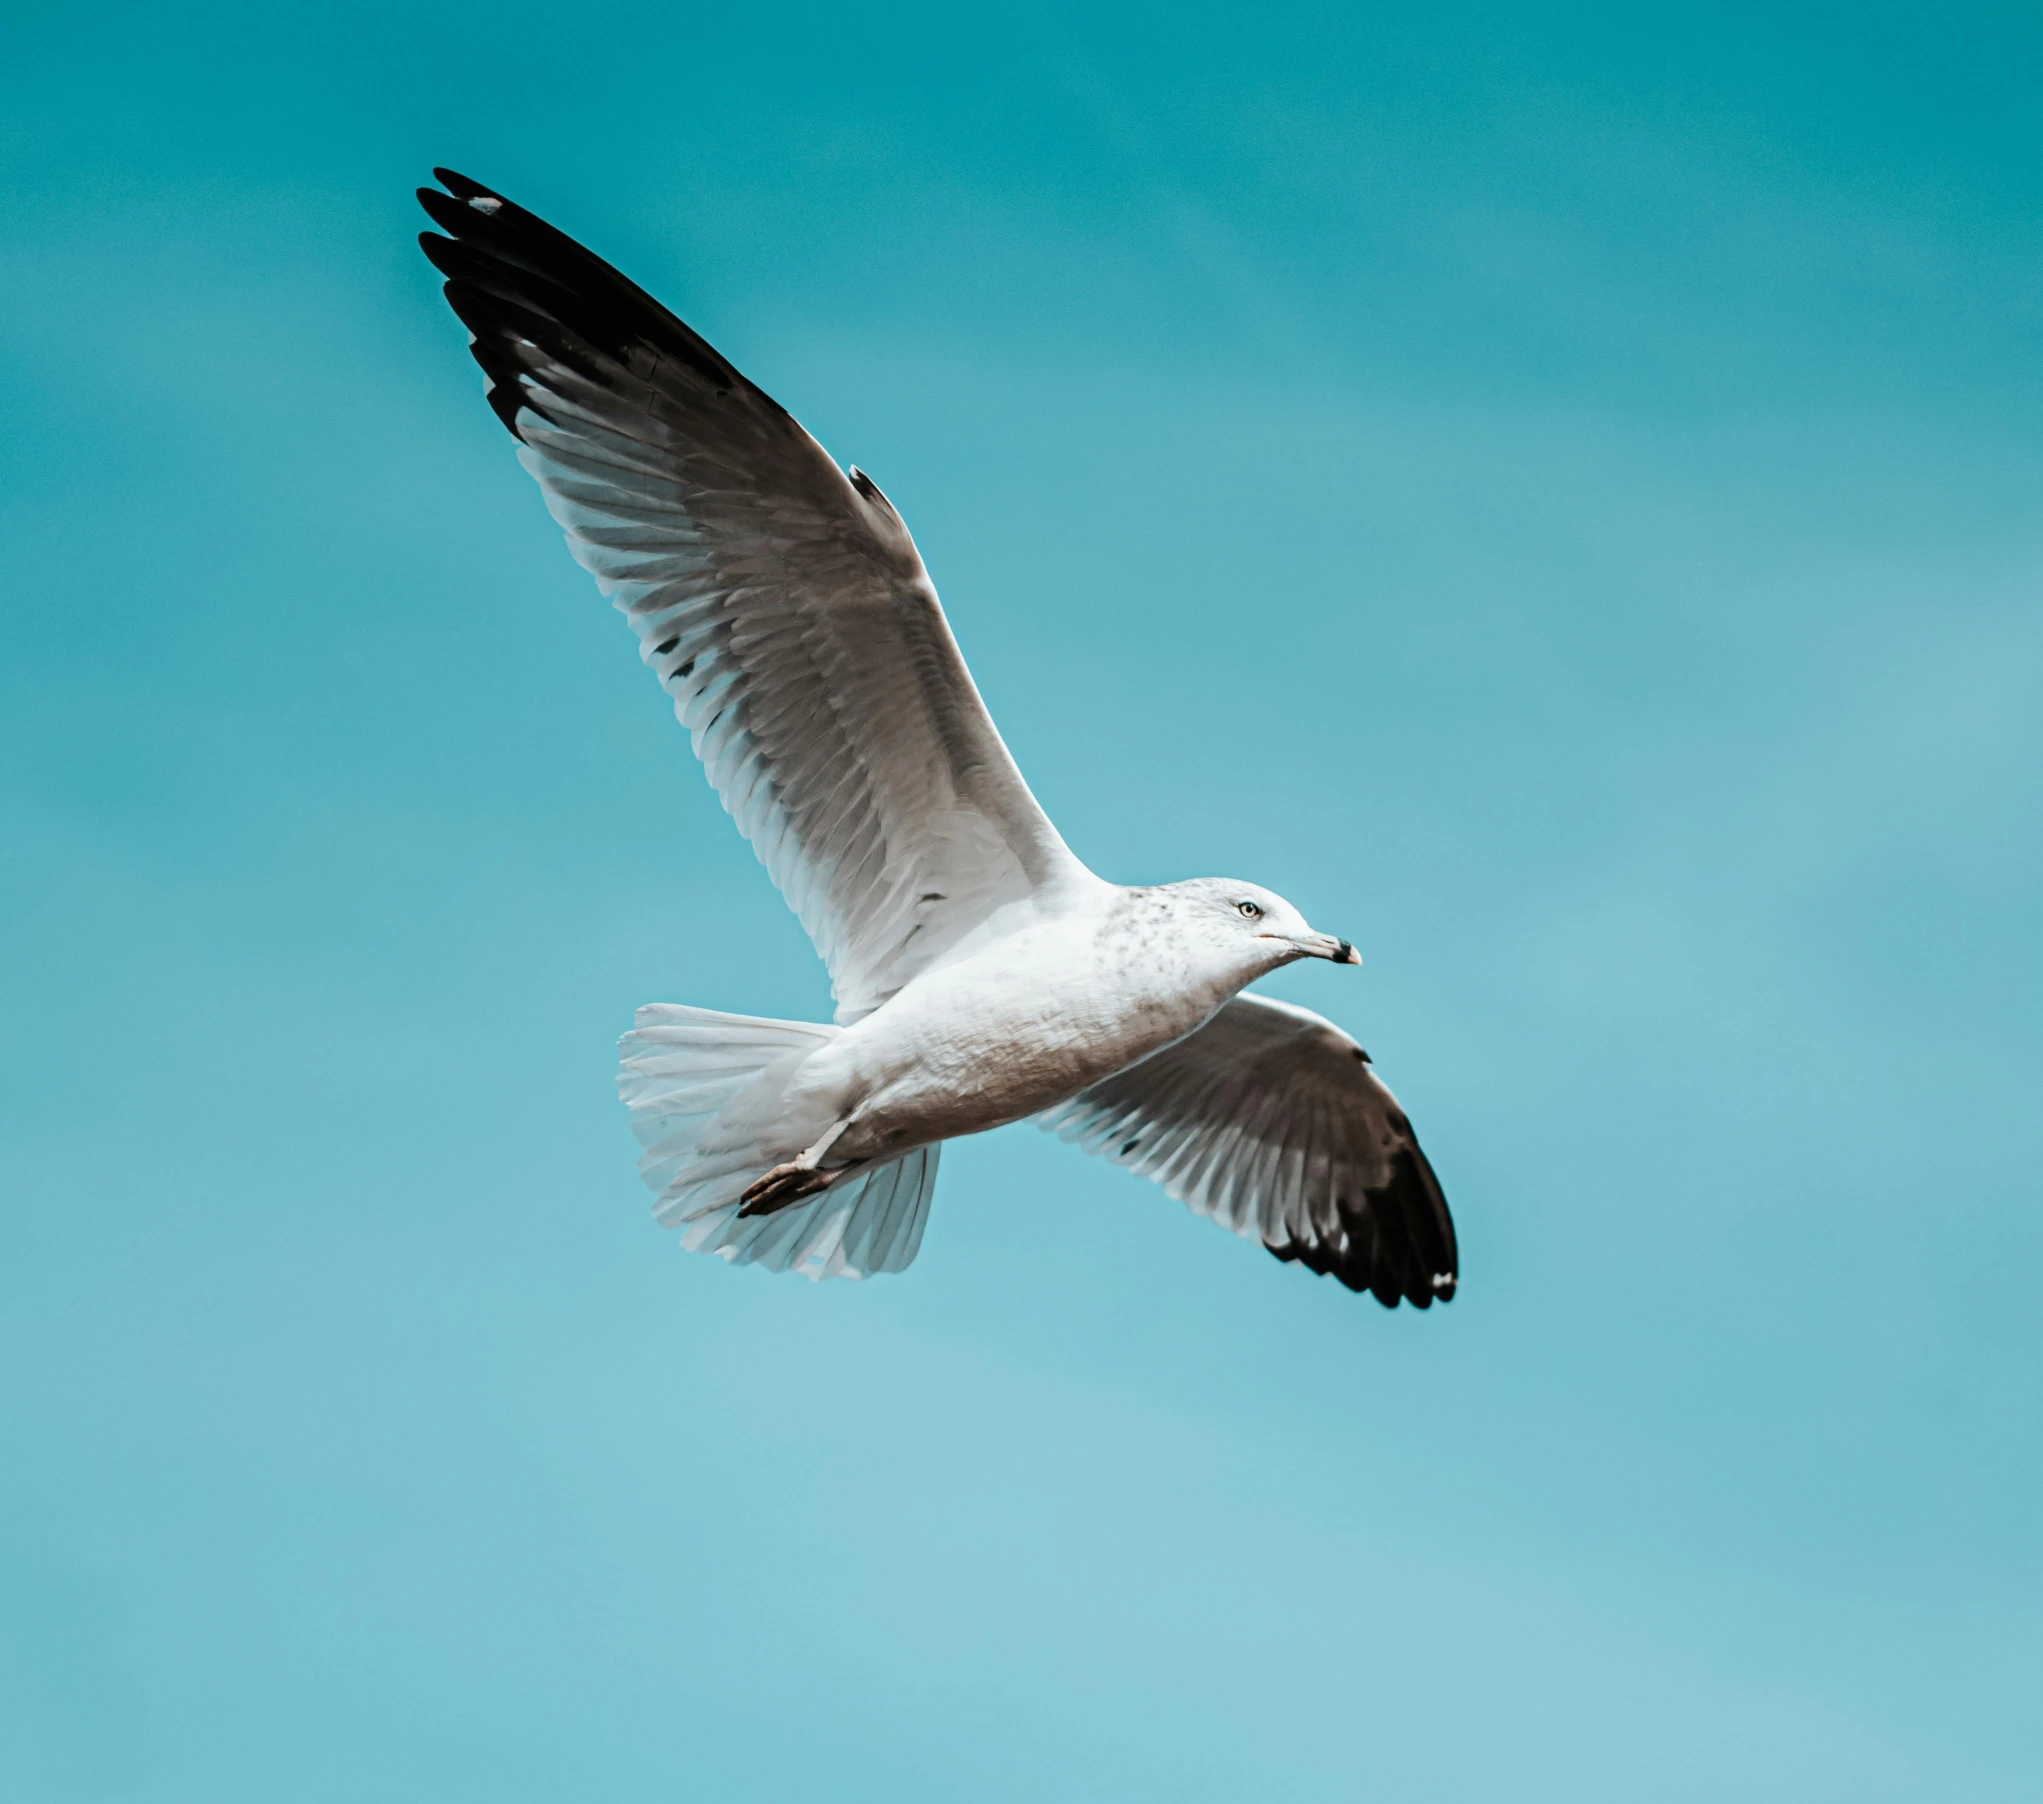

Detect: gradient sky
[3,3,2040,1799]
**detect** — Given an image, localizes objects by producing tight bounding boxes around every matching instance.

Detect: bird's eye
[1236,901,1263,919]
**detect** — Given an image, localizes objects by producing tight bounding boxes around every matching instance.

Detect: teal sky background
[4,3,2040,1798]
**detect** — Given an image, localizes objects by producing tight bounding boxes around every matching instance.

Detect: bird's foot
[737,1161,846,1218]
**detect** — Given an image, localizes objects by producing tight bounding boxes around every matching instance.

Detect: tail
[616,1003,939,1281]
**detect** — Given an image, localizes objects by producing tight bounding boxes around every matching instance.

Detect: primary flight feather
[418,169,1456,1306]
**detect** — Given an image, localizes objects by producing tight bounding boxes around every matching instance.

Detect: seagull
[418,169,1456,1306]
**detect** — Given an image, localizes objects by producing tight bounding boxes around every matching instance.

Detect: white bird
[419,170,1456,1307]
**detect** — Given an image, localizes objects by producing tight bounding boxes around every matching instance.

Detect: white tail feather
[617,1003,938,1280]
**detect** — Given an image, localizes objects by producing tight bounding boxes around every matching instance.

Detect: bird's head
[1160,878,1361,976]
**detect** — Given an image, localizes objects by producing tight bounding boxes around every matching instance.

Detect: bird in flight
[418,170,1456,1306]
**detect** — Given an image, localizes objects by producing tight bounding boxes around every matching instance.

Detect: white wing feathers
[419,170,1089,1021]
[1040,994,1458,1308]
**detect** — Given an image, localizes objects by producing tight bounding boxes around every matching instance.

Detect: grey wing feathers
[417,170,1087,1021]
[1040,994,1457,1308]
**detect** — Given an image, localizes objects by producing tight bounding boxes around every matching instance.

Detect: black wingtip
[416,228,467,282]
[432,167,494,199]
[1265,1133,1458,1310]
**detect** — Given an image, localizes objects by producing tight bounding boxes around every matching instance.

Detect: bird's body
[418,170,1458,1305]
[736,878,1311,1169]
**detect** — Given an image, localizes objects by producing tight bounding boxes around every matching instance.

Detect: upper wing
[418,170,1091,1021]
[1039,993,1457,1307]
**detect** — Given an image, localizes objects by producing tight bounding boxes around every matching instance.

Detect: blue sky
[3,2,2039,1798]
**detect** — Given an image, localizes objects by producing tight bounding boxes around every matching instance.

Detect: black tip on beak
[1335,940,1360,965]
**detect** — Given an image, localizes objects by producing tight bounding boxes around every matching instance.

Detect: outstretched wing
[1040,994,1457,1307]
[418,169,1092,1021]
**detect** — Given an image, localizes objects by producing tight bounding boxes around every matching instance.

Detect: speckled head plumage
[1145,877,1360,975]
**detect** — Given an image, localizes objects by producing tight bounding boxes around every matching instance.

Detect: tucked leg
[737,1119,858,1218]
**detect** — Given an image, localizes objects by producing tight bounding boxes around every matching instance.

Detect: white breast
[817,900,1239,1159]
